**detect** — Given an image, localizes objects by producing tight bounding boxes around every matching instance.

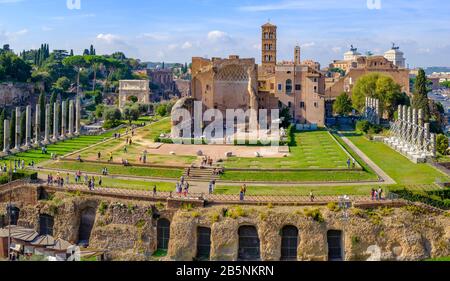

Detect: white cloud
[96,33,121,44]
[167,44,178,51]
[301,42,315,48]
[181,41,193,49]
[0,28,28,42]
[139,32,170,41]
[41,26,53,32]
[207,30,230,42]
[332,46,342,53]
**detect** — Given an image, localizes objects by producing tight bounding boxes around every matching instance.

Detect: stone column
[15,108,21,150]
[430,133,437,157]
[402,105,408,140]
[61,100,66,139]
[44,104,50,144]
[25,105,31,147]
[35,104,41,146]
[68,100,74,137]
[375,99,380,125]
[418,109,424,150]
[53,102,59,141]
[397,105,403,137]
[407,107,413,144]
[3,119,10,154]
[424,123,430,152]
[75,96,81,135]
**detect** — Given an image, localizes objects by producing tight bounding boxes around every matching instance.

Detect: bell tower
[294,45,301,65]
[261,22,277,67]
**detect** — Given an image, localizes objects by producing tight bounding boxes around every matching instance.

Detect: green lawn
[43,161,183,179]
[38,170,175,192]
[214,184,383,196]
[345,133,450,185]
[0,133,122,166]
[220,170,378,182]
[223,130,352,169]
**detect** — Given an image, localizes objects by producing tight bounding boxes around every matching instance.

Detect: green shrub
[98,201,108,216]
[225,206,246,219]
[327,202,340,212]
[304,208,324,223]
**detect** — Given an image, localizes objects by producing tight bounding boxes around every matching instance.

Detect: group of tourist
[371,187,384,200]
[346,158,356,169]
[47,173,68,187]
[101,167,109,176]
[176,176,190,197]
[113,132,122,139]
[139,150,148,164]
[201,156,214,167]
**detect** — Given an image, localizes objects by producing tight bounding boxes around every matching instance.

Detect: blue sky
[1,0,450,67]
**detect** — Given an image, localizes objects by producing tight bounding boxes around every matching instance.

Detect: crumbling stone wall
[1,190,449,261]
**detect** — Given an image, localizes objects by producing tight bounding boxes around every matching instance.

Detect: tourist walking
[98,177,102,187]
[153,185,157,197]
[347,158,351,169]
[310,191,315,202]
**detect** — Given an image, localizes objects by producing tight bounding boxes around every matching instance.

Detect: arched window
[6,205,20,226]
[39,214,54,236]
[280,225,299,261]
[78,207,96,247]
[286,79,292,93]
[327,230,343,261]
[157,218,171,251]
[238,225,260,261]
[196,227,211,260]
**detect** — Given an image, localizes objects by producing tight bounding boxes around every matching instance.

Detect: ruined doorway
[280,225,298,261]
[6,205,20,226]
[196,227,211,261]
[238,225,260,261]
[327,230,343,261]
[78,207,96,247]
[39,214,54,236]
[157,218,170,251]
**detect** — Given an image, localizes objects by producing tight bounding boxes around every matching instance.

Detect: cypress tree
[9,109,15,149]
[411,68,430,120]
[70,49,74,56]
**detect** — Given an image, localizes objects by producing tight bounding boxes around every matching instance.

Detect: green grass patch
[220,170,377,182]
[43,161,183,179]
[223,130,351,169]
[345,133,450,184]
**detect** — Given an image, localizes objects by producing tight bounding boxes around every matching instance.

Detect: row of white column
[2,97,81,154]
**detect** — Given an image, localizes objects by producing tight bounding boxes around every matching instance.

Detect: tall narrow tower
[294,45,301,65]
[261,22,277,68]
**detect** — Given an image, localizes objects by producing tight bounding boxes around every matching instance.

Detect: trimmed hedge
[391,188,450,210]
[0,171,37,185]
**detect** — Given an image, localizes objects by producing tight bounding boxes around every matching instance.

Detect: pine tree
[9,109,15,149]
[411,68,430,120]
[39,91,46,131]
[0,109,4,150]
[70,49,74,56]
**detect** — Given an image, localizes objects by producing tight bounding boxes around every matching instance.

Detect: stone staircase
[183,167,219,181]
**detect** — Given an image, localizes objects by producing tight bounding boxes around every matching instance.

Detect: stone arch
[280,225,299,261]
[238,225,260,261]
[327,230,343,261]
[196,226,211,261]
[77,207,96,247]
[39,214,54,236]
[157,218,171,252]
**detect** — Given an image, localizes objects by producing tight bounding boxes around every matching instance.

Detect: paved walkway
[338,132,396,185]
